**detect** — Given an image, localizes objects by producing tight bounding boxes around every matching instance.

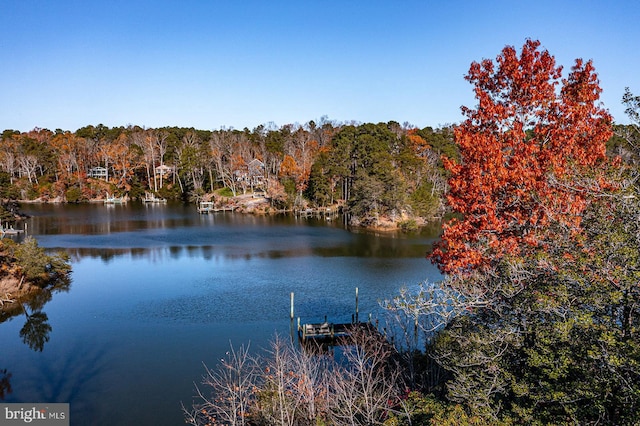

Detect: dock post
[290,292,295,342]
[290,292,294,321]
[355,287,359,323]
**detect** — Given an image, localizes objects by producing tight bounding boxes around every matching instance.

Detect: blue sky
[1,0,638,132]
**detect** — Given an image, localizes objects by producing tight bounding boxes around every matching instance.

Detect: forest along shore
[0,122,456,232]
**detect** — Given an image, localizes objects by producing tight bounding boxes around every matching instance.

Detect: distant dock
[295,205,341,219]
[197,201,235,214]
[104,193,126,204]
[143,193,167,203]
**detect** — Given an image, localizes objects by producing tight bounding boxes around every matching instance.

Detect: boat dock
[295,205,341,219]
[297,319,382,344]
[104,193,126,204]
[0,226,24,236]
[299,320,350,341]
[291,288,385,346]
[143,193,167,203]
[197,201,235,214]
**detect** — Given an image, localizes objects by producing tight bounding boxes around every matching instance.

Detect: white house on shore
[88,166,108,180]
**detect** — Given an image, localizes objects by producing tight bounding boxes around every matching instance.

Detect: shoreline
[11,195,439,232]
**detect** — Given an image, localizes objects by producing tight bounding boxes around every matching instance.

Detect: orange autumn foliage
[407,129,431,159]
[279,154,299,178]
[430,40,613,275]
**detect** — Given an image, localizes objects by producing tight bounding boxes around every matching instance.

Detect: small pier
[291,288,384,346]
[143,193,167,203]
[0,226,24,236]
[295,205,341,220]
[197,201,236,214]
[297,320,383,345]
[104,193,126,204]
[0,221,25,236]
[298,320,351,342]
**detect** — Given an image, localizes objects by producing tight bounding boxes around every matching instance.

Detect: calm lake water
[0,202,442,426]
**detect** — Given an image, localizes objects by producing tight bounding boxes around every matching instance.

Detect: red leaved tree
[431,39,613,274]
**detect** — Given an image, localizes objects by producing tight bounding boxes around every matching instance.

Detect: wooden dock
[143,193,167,203]
[104,193,126,204]
[0,227,24,236]
[295,205,341,219]
[298,321,351,341]
[291,288,387,347]
[197,201,236,214]
[297,320,383,345]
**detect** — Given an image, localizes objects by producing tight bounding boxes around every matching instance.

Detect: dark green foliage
[398,219,419,233]
[13,236,71,286]
[281,177,297,207]
[1,130,19,139]
[127,175,146,200]
[65,186,83,203]
[385,392,495,425]
[0,172,18,199]
[409,182,439,218]
[75,123,126,141]
[265,128,286,155]
[415,126,459,164]
[305,149,333,206]
[216,187,234,197]
[308,122,447,225]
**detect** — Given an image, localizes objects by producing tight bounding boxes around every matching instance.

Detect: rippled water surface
[1,202,442,425]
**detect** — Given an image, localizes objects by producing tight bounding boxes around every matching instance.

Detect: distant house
[247,159,265,186]
[88,166,108,180]
[234,159,266,191]
[154,164,174,177]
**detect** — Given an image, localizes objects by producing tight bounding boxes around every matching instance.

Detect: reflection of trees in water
[1,275,71,321]
[0,275,70,352]
[0,368,11,400]
[0,274,70,402]
[19,310,52,352]
[23,341,110,422]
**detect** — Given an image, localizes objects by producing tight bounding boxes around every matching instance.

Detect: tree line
[185,40,640,425]
[0,119,457,227]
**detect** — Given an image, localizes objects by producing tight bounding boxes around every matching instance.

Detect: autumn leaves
[432,40,613,274]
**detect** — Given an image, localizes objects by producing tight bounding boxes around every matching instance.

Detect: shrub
[65,186,83,203]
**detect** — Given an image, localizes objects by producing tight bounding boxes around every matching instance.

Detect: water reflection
[58,238,432,264]
[0,275,70,351]
[26,341,110,420]
[19,310,52,352]
[0,369,11,400]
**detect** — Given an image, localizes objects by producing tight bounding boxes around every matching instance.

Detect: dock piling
[355,287,359,323]
[290,292,295,342]
[290,292,294,321]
